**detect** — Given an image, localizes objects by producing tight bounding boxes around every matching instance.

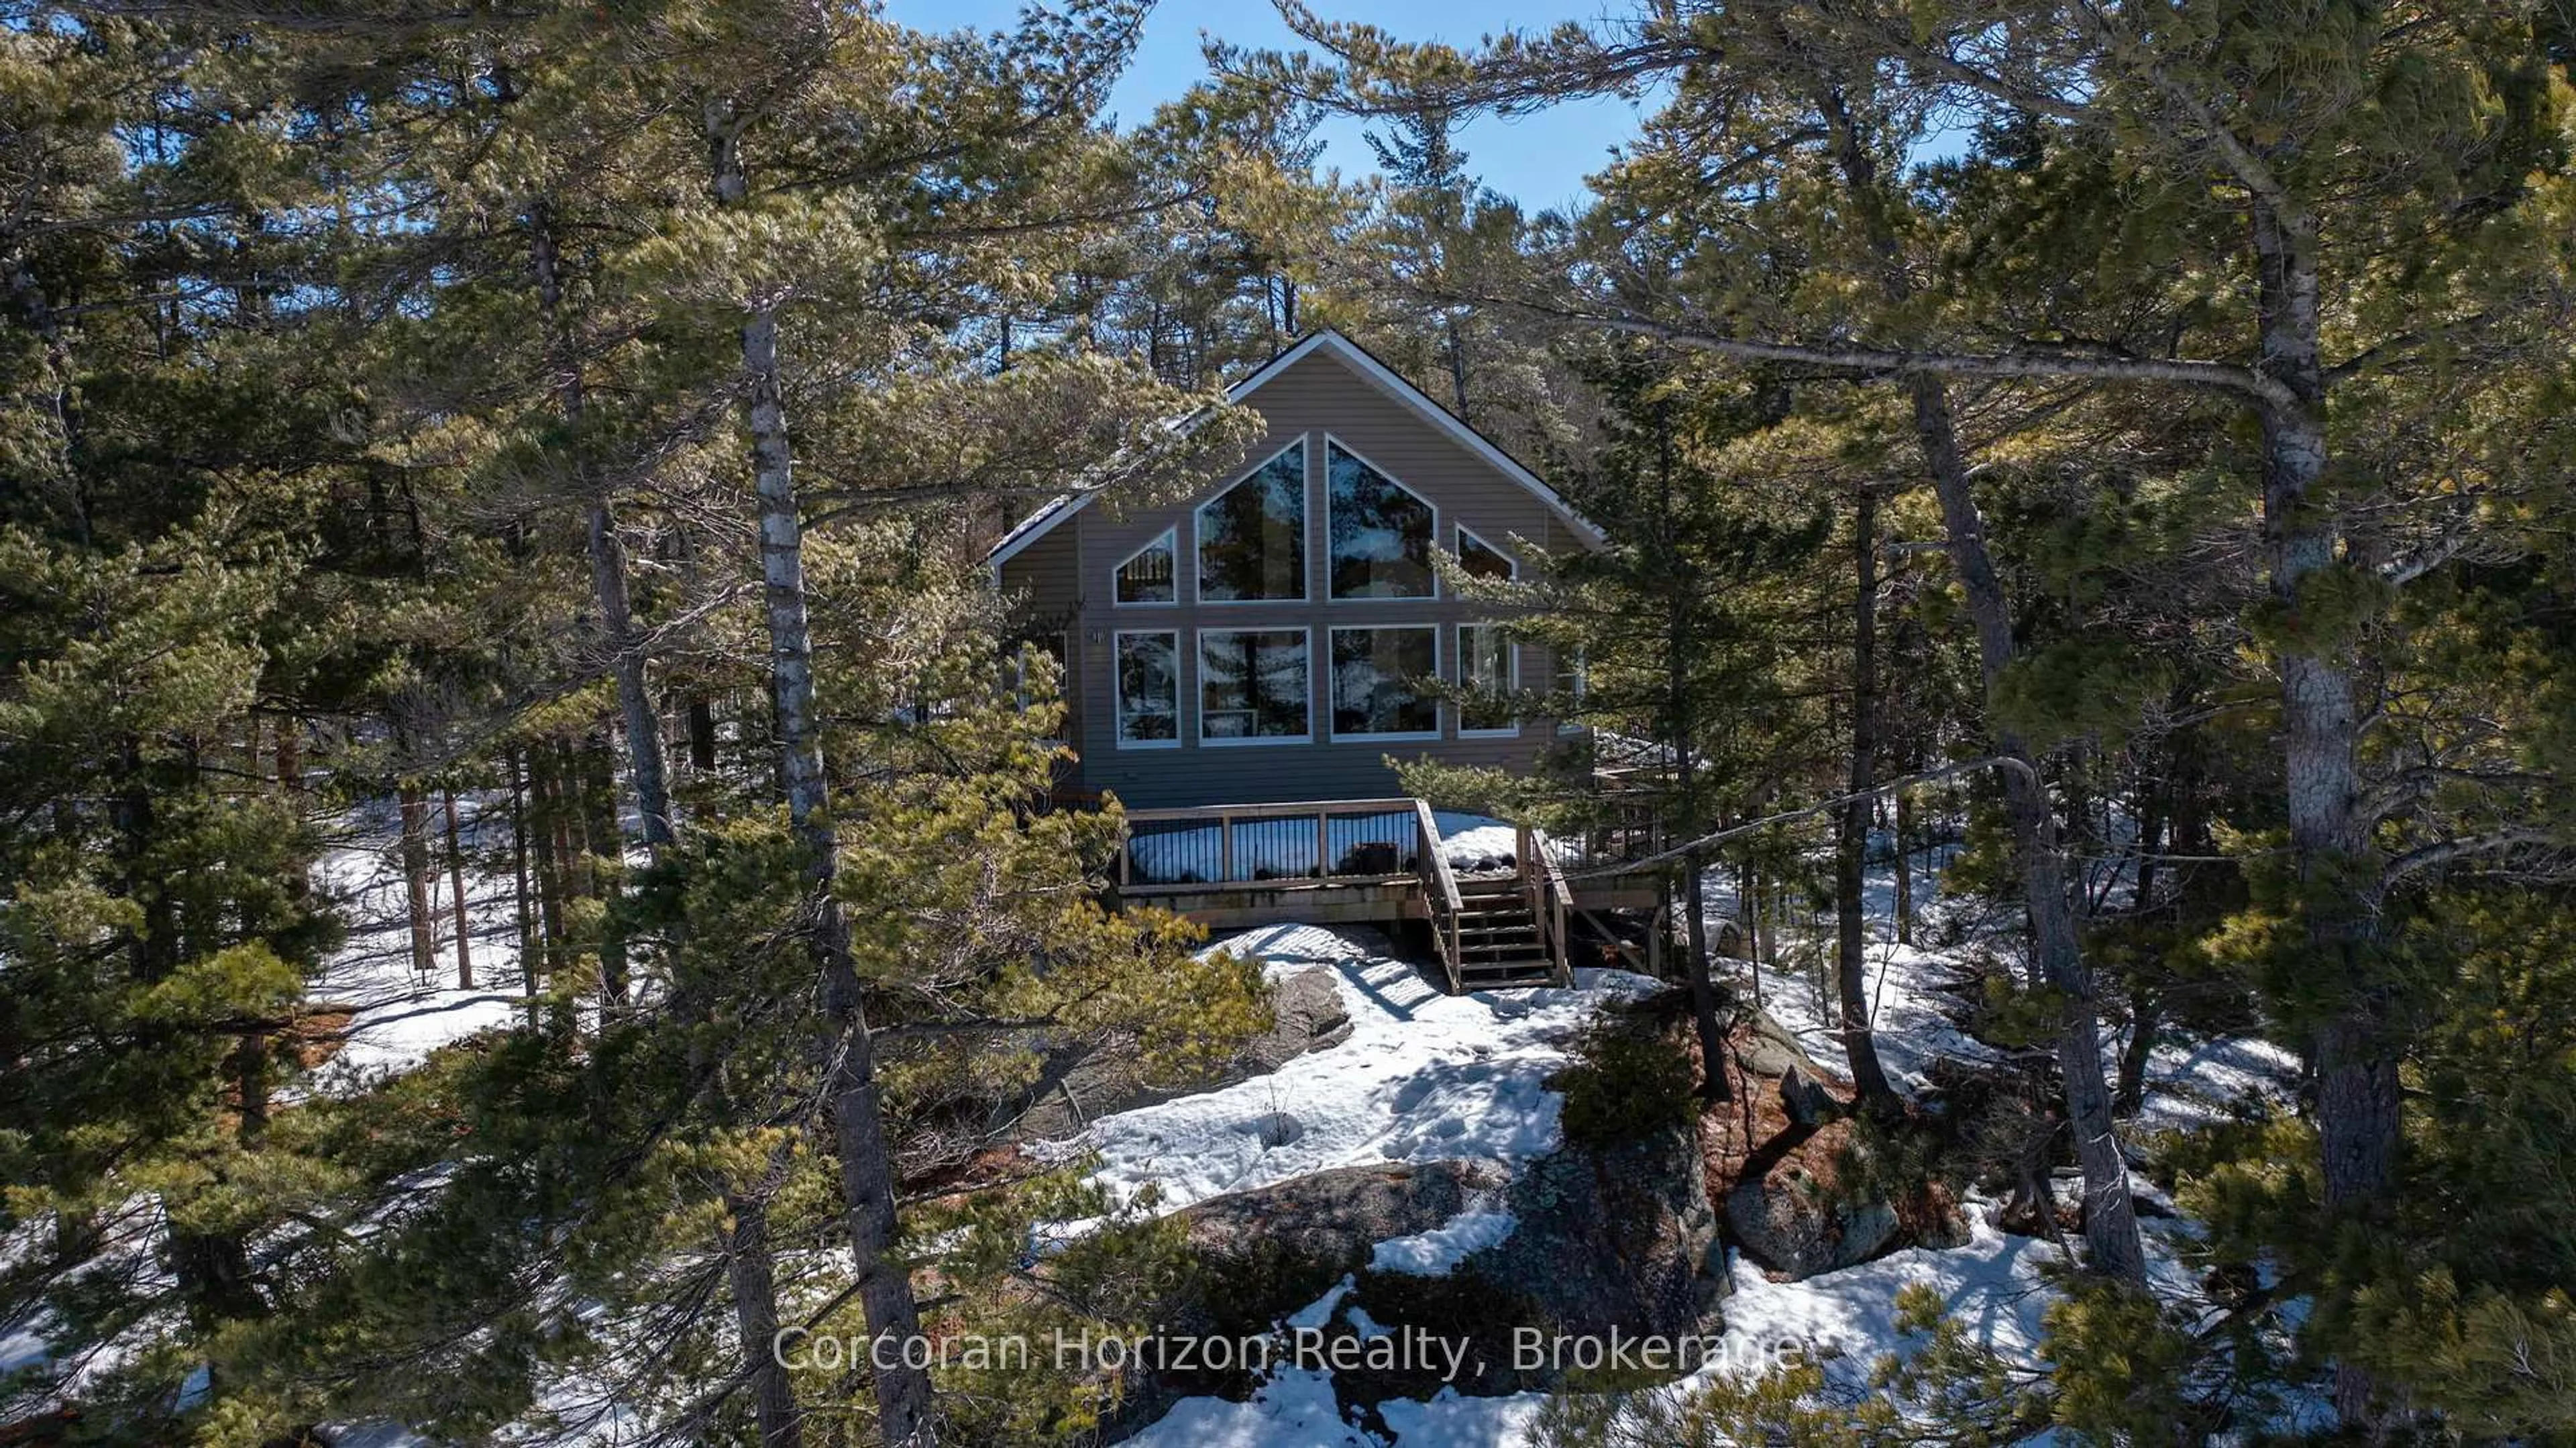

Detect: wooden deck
[1110,796,1666,992]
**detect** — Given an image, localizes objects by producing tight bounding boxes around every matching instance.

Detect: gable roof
[986,329,1606,572]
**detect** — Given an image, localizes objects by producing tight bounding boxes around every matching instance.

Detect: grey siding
[1008,345,1587,811]
[998,521,1083,749]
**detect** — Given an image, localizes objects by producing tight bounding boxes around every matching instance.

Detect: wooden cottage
[989,329,1603,807]
[990,331,1655,989]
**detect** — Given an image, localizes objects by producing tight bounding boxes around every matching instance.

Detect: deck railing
[1416,799,1466,992]
[1108,796,1534,993]
[1516,825,1575,986]
[1570,791,1665,871]
[1116,797,1426,892]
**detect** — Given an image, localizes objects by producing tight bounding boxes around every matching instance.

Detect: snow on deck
[1122,811,1555,886]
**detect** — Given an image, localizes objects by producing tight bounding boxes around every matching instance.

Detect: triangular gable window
[1114,528,1177,604]
[1197,439,1307,602]
[1327,439,1434,599]
[1456,525,1517,582]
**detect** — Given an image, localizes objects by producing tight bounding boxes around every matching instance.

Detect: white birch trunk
[708,99,936,1448]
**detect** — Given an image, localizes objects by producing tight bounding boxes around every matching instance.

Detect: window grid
[1456,623,1519,737]
[1198,627,1313,746]
[1195,438,1309,605]
[1112,527,1177,606]
[1455,524,1517,582]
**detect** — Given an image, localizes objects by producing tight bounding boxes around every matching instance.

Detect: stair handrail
[1414,799,1464,993]
[1520,825,1576,986]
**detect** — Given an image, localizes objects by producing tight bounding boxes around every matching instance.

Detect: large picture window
[1457,623,1517,735]
[1114,631,1179,747]
[1199,628,1311,743]
[1327,439,1434,599]
[1330,626,1438,739]
[1197,440,1306,601]
[1114,528,1176,604]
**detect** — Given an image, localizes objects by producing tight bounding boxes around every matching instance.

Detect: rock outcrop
[1135,1113,1728,1425]
[1003,966,1352,1142]
[1715,1007,1964,1280]
[1723,1120,1903,1280]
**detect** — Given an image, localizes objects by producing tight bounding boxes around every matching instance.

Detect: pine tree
[1405,344,1834,1100]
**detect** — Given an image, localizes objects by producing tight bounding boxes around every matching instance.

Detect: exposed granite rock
[1004,966,1352,1143]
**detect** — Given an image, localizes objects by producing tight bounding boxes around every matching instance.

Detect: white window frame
[1012,631,1070,707]
[1112,629,1183,751]
[1194,437,1310,606]
[1455,623,1520,738]
[1197,626,1313,747]
[1110,526,1178,607]
[1454,523,1519,582]
[1326,624,1444,743]
[1554,647,1589,735]
[1324,433,1438,603]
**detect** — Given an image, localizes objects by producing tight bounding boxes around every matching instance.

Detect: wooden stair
[1450,878,1558,988]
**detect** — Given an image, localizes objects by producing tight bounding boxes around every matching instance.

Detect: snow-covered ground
[1102,853,2309,1445]
[1126,1213,2070,1448]
[1106,921,2072,1448]
[1061,924,1660,1216]
[1734,846,2300,1128]
[25,801,2307,1445]
[304,797,541,1090]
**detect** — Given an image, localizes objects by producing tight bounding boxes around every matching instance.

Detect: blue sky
[879,0,1646,211]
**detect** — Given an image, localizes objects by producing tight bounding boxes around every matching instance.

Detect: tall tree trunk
[398,782,438,982]
[233,1029,268,1149]
[725,1188,802,1448]
[2112,778,2166,1120]
[580,733,627,1005]
[554,737,590,887]
[2132,776,2165,921]
[1837,485,1900,1113]
[1680,858,1731,1102]
[688,696,720,772]
[442,786,474,990]
[1801,72,2144,1284]
[2113,984,2159,1120]
[2253,199,2392,1429]
[531,201,676,854]
[532,743,570,976]
[1892,786,1915,946]
[508,745,538,1007]
[1741,860,1764,1005]
[1443,311,1469,421]
[274,711,299,791]
[1909,375,2148,1285]
[709,98,934,1448]
[1657,415,1731,1102]
[590,502,673,845]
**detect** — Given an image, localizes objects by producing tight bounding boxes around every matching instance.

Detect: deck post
[1220,813,1234,882]
[1316,811,1329,878]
